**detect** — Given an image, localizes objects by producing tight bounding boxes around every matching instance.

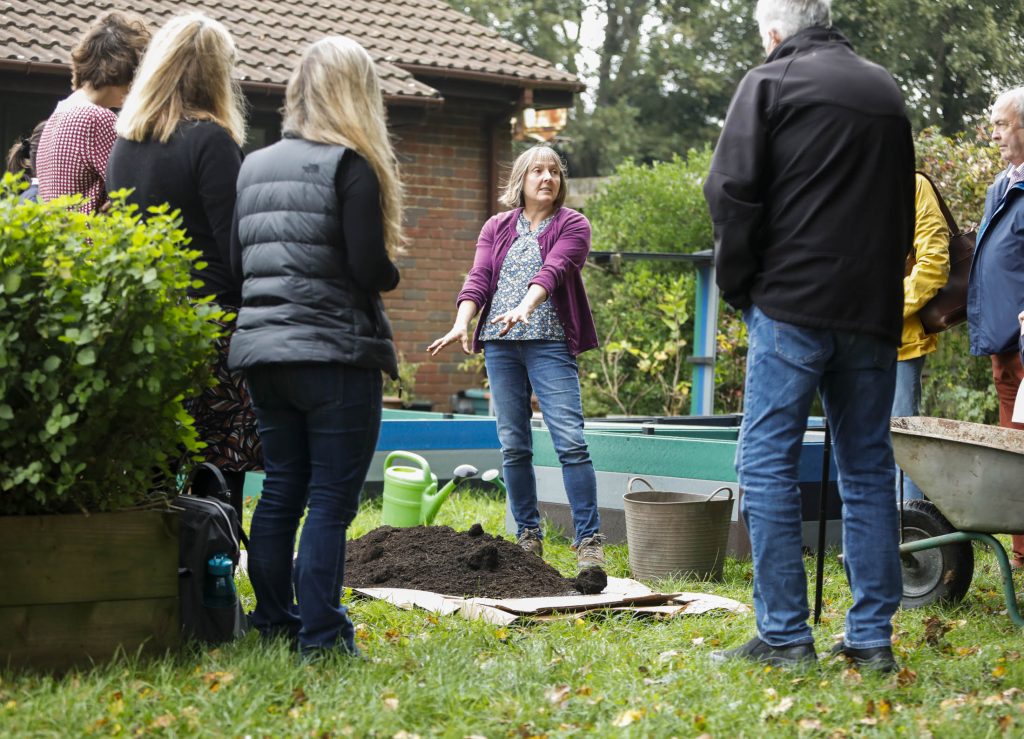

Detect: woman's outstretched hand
[489,304,533,337]
[428,323,471,355]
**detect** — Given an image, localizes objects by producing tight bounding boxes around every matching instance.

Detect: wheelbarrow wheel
[899,499,974,609]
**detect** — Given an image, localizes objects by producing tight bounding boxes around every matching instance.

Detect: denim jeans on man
[739,306,902,650]
[483,340,599,544]
[892,356,925,500]
[245,363,381,655]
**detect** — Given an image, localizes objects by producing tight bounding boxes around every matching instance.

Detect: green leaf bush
[579,131,1003,420]
[0,176,225,514]
[916,128,1004,424]
[587,147,713,255]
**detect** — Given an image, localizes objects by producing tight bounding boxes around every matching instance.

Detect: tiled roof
[0,0,583,104]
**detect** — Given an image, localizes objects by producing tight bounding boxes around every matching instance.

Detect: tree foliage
[836,1,1024,134]
[448,0,1021,174]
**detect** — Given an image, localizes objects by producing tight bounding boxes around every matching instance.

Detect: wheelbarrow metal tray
[891,417,1024,533]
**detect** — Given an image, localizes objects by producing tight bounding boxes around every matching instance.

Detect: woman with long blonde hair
[107,13,260,516]
[228,36,402,660]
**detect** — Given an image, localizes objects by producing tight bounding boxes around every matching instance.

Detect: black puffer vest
[228,137,398,378]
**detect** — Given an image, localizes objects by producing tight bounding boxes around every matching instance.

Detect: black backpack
[176,463,248,644]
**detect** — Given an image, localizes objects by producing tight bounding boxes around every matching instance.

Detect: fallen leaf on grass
[993,665,1007,679]
[922,616,955,645]
[612,709,645,727]
[691,637,705,646]
[545,685,571,708]
[201,671,235,692]
[392,732,420,739]
[842,668,862,685]
[494,627,511,641]
[149,714,175,729]
[956,646,980,657]
[382,693,399,711]
[798,718,824,730]
[940,695,970,709]
[896,668,917,687]
[999,716,1014,732]
[761,696,795,719]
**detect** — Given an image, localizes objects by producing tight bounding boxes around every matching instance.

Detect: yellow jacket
[900,174,951,360]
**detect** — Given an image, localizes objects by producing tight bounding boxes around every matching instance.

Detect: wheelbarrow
[891,416,1024,625]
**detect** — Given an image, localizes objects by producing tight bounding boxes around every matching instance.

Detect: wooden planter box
[0,509,179,672]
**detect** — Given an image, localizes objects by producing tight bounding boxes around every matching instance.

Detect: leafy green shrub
[580,266,694,417]
[0,178,224,514]
[915,127,1003,230]
[587,147,713,255]
[579,146,746,416]
[916,128,1003,424]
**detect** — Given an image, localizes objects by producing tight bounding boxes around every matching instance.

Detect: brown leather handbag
[914,172,977,334]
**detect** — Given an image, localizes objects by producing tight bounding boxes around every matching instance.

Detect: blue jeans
[245,363,382,654]
[892,356,925,501]
[739,307,901,650]
[483,340,599,545]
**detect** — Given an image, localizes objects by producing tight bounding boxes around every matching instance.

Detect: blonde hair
[498,145,568,210]
[283,36,405,258]
[116,13,247,146]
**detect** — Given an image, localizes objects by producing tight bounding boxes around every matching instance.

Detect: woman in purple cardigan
[428,144,604,572]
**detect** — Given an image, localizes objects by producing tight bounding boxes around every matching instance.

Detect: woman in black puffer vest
[228,36,403,660]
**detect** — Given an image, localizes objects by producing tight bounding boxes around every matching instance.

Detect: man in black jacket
[703,0,914,672]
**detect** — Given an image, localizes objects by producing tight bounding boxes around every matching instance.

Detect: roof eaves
[396,63,586,94]
[0,59,445,108]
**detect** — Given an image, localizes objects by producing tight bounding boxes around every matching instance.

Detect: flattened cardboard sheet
[352,577,749,625]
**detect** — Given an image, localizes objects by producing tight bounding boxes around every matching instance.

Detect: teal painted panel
[533,429,738,481]
[585,425,739,441]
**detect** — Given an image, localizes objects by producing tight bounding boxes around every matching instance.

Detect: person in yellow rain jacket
[893,173,950,500]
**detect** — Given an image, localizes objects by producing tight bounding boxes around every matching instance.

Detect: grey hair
[755,0,832,45]
[498,145,568,210]
[992,87,1024,127]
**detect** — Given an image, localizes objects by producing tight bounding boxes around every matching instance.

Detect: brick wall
[388,99,512,409]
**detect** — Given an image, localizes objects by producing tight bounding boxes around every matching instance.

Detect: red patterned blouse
[36,91,117,214]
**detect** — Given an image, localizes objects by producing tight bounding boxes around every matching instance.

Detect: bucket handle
[627,476,656,493]
[383,451,431,483]
[707,486,735,503]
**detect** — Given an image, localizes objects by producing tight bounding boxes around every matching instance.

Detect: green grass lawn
[3,490,1024,737]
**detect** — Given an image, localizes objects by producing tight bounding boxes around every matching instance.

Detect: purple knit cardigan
[456,206,599,356]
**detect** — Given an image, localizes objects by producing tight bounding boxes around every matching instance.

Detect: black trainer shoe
[828,642,899,674]
[710,636,817,668]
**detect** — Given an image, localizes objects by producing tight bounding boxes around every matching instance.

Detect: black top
[229,148,399,295]
[704,26,915,344]
[106,120,243,305]
[228,137,400,376]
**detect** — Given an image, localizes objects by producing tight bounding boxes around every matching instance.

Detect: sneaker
[710,636,817,668]
[516,528,543,557]
[573,534,606,571]
[828,641,899,674]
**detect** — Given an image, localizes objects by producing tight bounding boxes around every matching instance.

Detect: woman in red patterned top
[36,11,149,213]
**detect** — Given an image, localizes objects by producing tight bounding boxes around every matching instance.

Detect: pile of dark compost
[345,524,604,598]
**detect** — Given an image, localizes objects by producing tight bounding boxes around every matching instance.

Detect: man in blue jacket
[703,0,914,673]
[966,86,1024,567]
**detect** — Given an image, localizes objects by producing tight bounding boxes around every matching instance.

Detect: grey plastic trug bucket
[623,478,734,581]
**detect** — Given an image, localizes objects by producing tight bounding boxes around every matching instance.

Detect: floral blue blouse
[480,212,566,343]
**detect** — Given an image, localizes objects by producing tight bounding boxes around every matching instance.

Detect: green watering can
[381,451,479,527]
